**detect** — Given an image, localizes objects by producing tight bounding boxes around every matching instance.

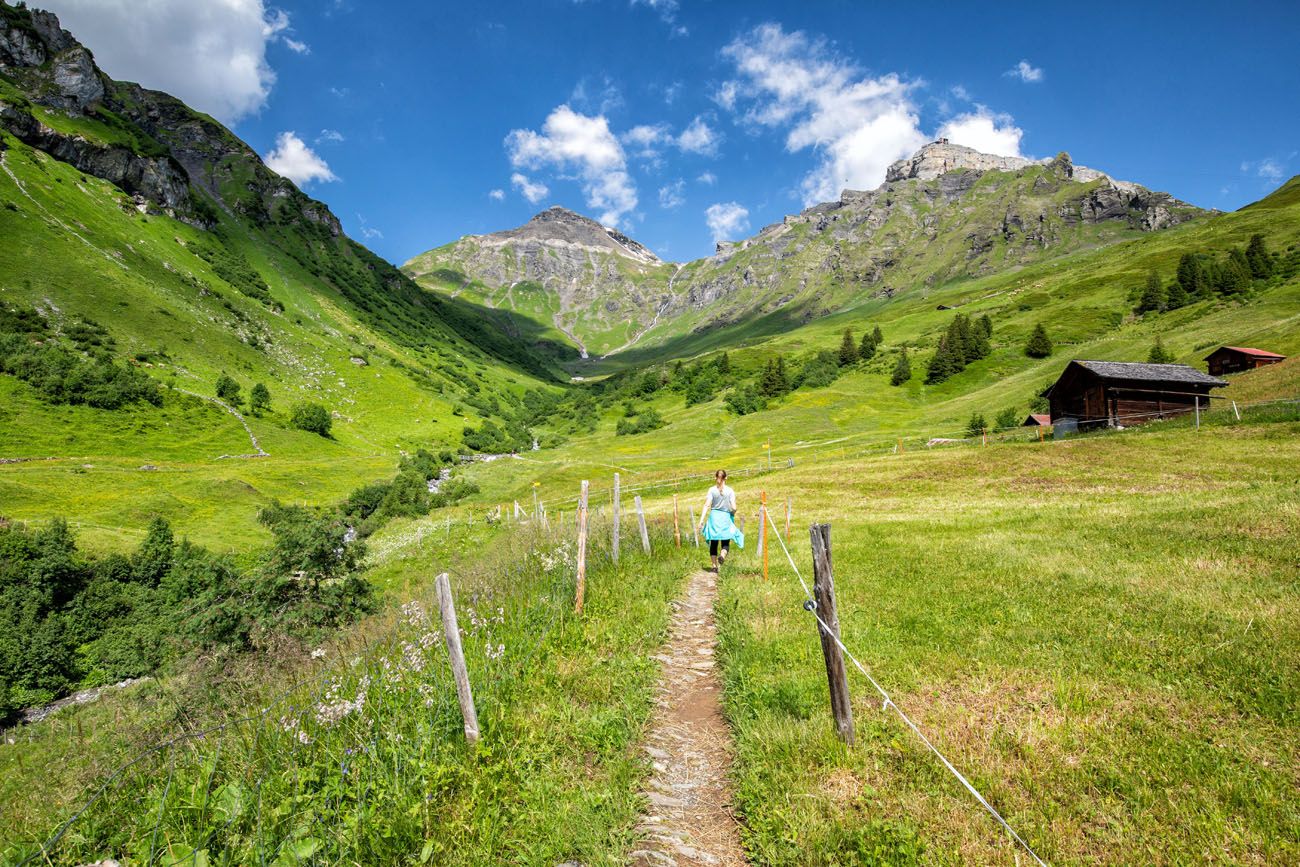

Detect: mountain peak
[886,140,1047,182]
[481,207,661,265]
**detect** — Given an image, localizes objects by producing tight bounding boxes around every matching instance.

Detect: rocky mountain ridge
[0,3,338,235]
[409,141,1206,359]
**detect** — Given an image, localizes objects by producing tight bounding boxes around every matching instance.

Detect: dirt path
[632,569,747,867]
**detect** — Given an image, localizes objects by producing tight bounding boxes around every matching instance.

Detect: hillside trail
[631,568,747,867]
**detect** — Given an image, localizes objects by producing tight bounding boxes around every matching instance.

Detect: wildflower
[486,643,505,660]
[297,730,313,745]
[311,648,326,659]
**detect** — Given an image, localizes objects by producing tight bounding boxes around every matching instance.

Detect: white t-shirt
[704,484,737,514]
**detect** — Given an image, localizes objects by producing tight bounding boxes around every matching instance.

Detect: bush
[616,406,666,436]
[215,373,242,406]
[966,412,988,438]
[291,402,333,437]
[725,384,767,415]
[890,349,912,386]
[994,406,1021,431]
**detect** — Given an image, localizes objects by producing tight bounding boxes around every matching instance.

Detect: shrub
[291,402,333,437]
[966,412,988,438]
[725,384,767,415]
[249,382,271,414]
[215,373,242,406]
[890,349,912,386]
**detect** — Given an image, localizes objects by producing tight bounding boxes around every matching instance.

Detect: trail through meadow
[632,568,747,866]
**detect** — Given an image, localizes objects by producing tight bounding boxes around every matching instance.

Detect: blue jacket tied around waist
[702,508,744,548]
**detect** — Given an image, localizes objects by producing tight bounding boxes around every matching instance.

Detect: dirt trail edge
[632,569,747,867]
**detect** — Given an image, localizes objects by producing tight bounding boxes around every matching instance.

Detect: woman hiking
[698,469,744,572]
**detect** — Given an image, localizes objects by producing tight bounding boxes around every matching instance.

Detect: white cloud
[950,84,972,102]
[488,188,506,201]
[713,81,738,110]
[937,107,1024,158]
[1239,158,1284,180]
[705,201,749,242]
[506,105,637,226]
[677,116,720,156]
[1005,60,1044,83]
[264,132,338,186]
[41,0,302,124]
[570,75,624,115]
[510,172,550,204]
[722,23,928,205]
[623,123,671,159]
[630,0,679,24]
[316,129,345,144]
[283,37,310,55]
[659,179,685,209]
[697,171,717,185]
[663,81,682,105]
[360,226,383,240]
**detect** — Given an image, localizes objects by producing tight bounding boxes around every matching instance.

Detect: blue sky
[41,0,1300,264]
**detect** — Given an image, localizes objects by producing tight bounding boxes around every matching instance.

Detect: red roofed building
[1204,346,1286,376]
[1022,413,1052,427]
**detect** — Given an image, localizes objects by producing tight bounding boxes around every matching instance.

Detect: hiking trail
[632,568,747,867]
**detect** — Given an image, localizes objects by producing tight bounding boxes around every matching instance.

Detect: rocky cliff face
[0,3,338,235]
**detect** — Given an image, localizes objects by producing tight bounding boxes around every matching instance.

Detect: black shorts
[709,539,730,556]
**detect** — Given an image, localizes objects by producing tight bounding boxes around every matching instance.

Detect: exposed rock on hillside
[0,3,339,233]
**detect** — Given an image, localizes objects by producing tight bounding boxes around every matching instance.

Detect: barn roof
[1023,413,1052,426]
[1204,346,1286,360]
[1071,360,1227,386]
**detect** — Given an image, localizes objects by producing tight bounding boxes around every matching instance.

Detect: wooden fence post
[1232,400,1241,421]
[575,481,589,614]
[760,491,769,582]
[635,495,650,553]
[612,473,621,565]
[785,496,792,542]
[810,524,855,745]
[673,494,681,548]
[435,573,480,745]
[1195,397,1201,430]
[689,505,699,547]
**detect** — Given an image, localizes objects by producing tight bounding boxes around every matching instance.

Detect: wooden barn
[1046,361,1227,428]
[1204,346,1286,376]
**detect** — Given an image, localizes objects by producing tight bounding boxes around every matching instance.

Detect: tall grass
[1,520,696,865]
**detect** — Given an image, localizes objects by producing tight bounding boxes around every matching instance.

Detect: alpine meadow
[1,1,1298,865]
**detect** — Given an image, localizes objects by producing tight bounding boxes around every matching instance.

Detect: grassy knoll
[0,517,698,865]
[708,421,1299,864]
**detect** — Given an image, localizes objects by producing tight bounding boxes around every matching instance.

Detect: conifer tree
[1177,253,1207,298]
[977,314,993,340]
[1137,270,1166,313]
[1218,251,1251,295]
[758,356,789,397]
[966,412,988,438]
[859,330,878,361]
[926,335,957,383]
[716,352,731,376]
[1164,278,1189,310]
[890,348,912,386]
[838,328,859,366]
[872,325,883,345]
[1024,323,1053,358]
[1147,336,1175,364]
[1245,234,1273,279]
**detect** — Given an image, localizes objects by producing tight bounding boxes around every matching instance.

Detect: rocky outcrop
[486,207,661,265]
[0,100,191,214]
[887,140,1042,181]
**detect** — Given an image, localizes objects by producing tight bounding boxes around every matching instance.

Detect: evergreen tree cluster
[925,313,993,384]
[1135,234,1281,315]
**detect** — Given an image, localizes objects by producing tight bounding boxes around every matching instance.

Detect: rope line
[764,509,1049,867]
